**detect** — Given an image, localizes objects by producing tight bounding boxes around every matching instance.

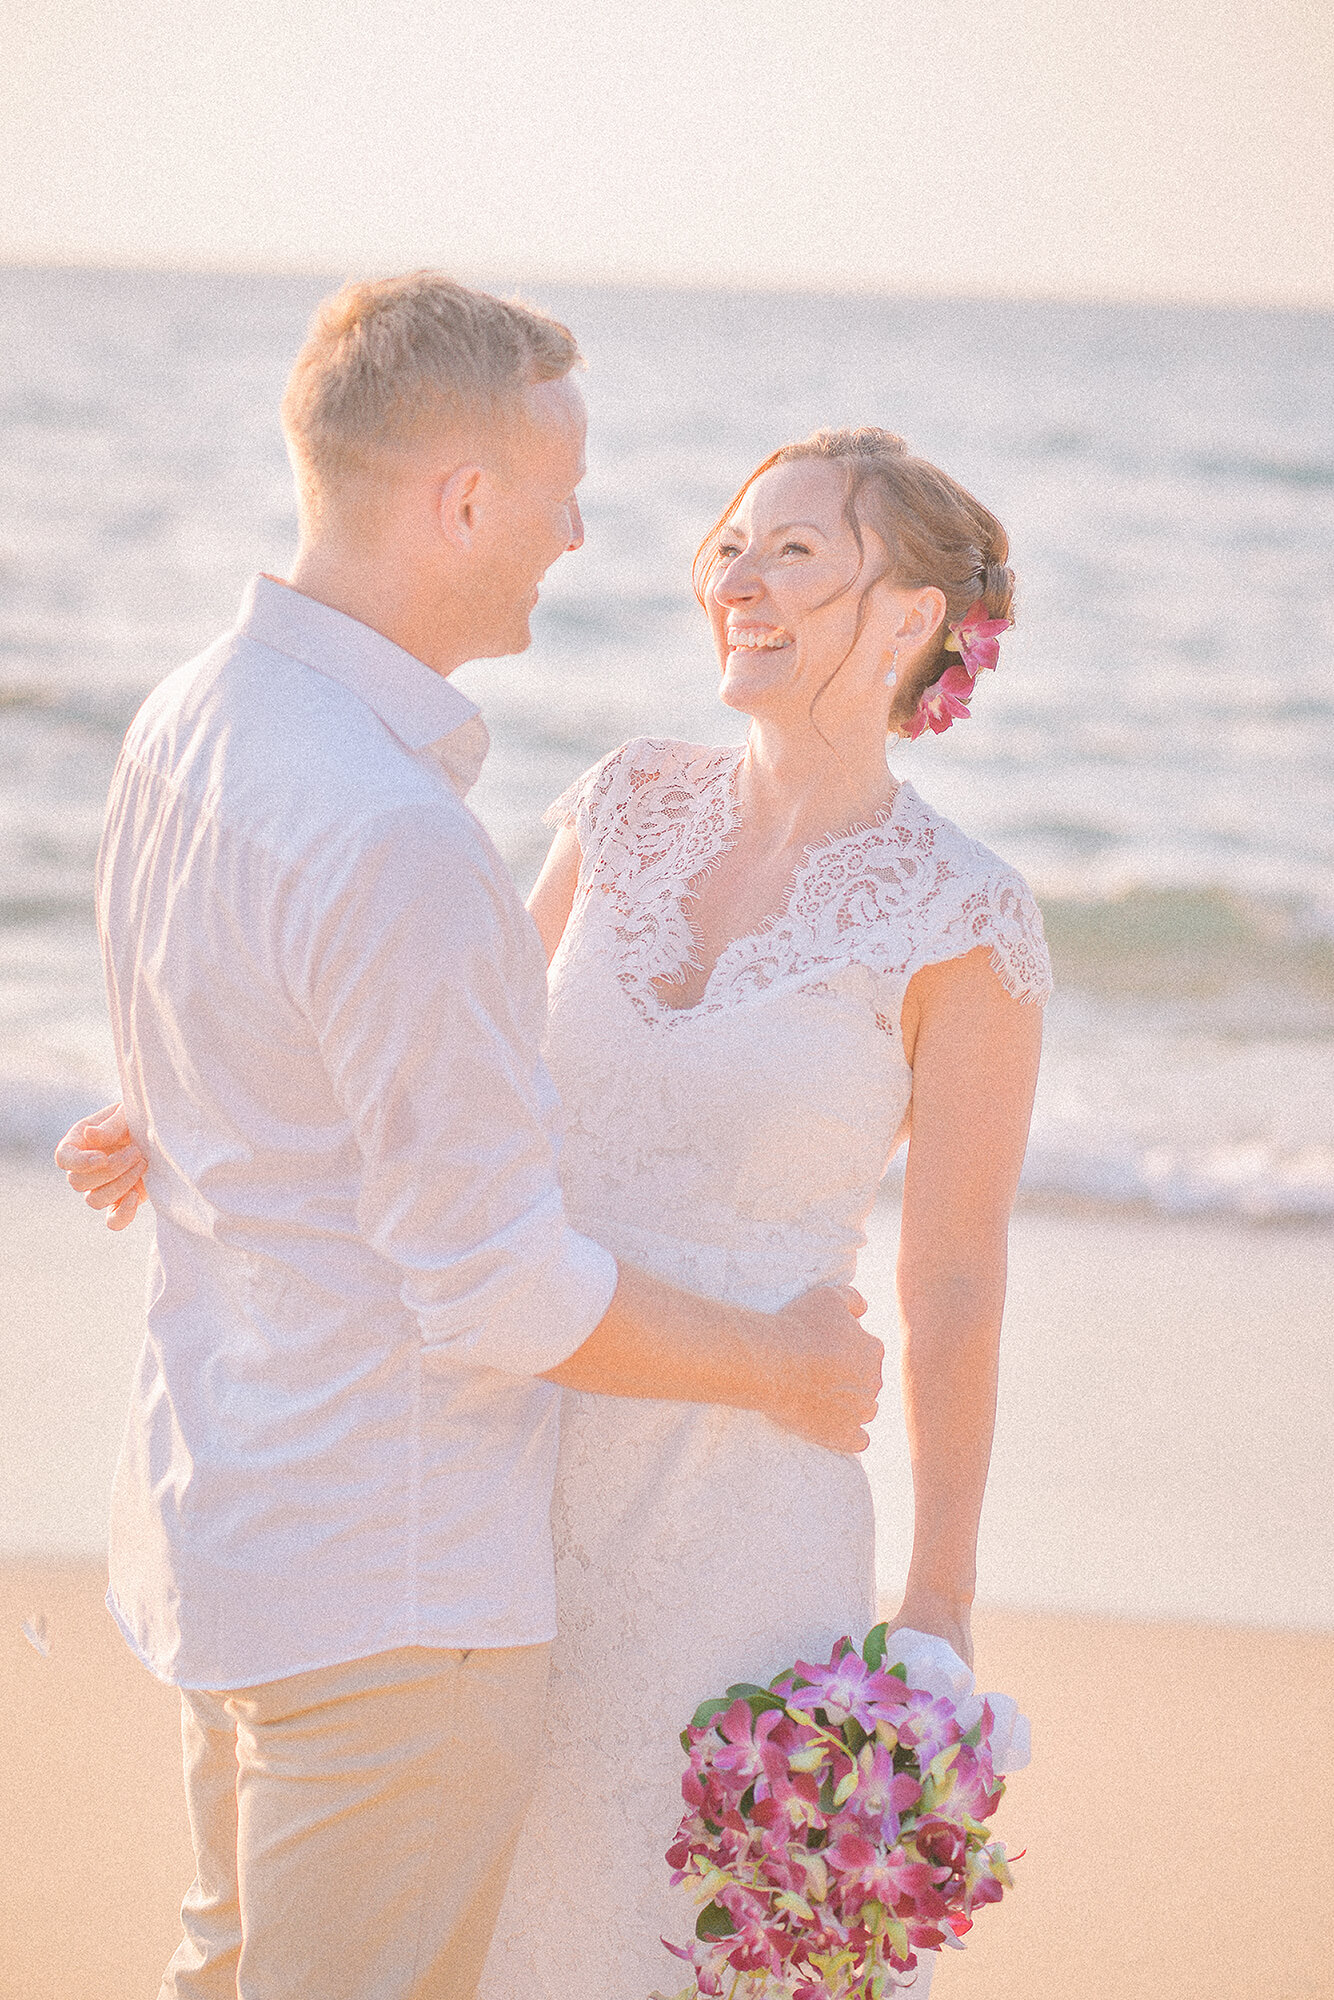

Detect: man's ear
[438,464,487,549]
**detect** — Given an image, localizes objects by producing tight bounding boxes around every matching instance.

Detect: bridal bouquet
[661,1625,1024,2000]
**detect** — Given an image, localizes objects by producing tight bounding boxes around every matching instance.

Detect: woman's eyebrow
[723,519,827,539]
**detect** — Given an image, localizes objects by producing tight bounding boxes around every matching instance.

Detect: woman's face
[704,458,893,717]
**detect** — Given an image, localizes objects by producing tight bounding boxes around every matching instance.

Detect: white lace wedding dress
[477,739,1051,2000]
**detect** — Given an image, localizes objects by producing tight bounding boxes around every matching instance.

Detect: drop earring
[885,646,899,690]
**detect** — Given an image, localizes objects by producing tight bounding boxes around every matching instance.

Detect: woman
[64,427,1049,1998]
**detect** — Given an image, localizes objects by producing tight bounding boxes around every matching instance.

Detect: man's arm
[290,803,617,1377]
[545,1263,880,1455]
[56,812,884,1450]
[56,1106,882,1455]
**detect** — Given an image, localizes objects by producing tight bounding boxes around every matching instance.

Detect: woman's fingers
[84,1160,150,1209]
[83,1103,132,1144]
[54,1104,129,1168]
[105,1181,147,1231]
[53,1102,150,1231]
[61,1144,149,1193]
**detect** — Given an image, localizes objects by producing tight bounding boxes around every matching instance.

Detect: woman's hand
[54,1103,149,1231]
[884,1590,975,1670]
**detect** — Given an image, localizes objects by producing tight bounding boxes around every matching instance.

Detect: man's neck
[283,546,469,678]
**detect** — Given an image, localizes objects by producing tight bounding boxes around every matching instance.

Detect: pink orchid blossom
[776,1638,912,1731]
[947,1733,1004,1826]
[913,1817,970,1882]
[709,1697,789,1793]
[947,601,1011,676]
[842,1743,922,1843]
[893,1688,964,1772]
[903,662,979,741]
[904,597,1013,742]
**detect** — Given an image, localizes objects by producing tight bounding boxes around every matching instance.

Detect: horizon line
[2,252,1331,318]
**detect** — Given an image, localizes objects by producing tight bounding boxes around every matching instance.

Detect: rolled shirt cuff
[422,1226,619,1378]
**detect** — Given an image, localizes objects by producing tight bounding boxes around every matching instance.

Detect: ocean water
[2,266,1333,1219]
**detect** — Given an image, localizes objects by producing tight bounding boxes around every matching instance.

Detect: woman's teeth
[728,630,792,650]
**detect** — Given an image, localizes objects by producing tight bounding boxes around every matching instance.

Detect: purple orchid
[947,601,1012,676]
[894,1687,965,1772]
[841,1743,922,1844]
[776,1637,914,1731]
[708,1697,789,1794]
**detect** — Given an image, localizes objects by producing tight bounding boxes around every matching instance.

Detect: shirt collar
[236,574,491,798]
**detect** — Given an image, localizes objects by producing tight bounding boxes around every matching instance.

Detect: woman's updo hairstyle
[694,427,1015,736]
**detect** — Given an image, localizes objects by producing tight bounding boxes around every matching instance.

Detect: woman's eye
[780,542,812,557]
[716,543,742,560]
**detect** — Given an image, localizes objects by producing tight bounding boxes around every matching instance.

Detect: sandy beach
[3,1155,1333,1997]
[4,1562,1331,2000]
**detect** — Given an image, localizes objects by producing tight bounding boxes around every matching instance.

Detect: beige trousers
[160,1642,551,2000]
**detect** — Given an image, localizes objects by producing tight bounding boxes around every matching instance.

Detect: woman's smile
[724,623,795,655]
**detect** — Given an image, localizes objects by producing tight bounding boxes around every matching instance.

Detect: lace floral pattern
[548,736,1052,1022]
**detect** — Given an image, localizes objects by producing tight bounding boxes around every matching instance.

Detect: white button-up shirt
[97,576,618,1690]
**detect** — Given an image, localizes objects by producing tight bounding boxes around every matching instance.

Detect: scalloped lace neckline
[649,753,912,1018]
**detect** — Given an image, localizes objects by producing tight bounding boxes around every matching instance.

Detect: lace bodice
[549,736,1051,1024]
[543,737,1051,1299]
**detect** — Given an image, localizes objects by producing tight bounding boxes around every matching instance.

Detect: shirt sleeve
[287,799,619,1377]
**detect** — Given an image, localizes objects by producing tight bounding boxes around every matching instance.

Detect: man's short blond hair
[281,271,581,516]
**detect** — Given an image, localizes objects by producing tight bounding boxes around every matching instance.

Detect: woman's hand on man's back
[54,1102,148,1230]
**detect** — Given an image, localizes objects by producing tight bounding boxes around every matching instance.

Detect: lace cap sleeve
[542,737,704,853]
[923,856,1053,1004]
[542,743,631,840]
[866,788,1049,1005]
[973,870,1052,1003]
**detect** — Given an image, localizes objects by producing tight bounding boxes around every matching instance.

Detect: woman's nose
[712,556,761,606]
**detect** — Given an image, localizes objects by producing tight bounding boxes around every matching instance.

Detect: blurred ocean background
[3,265,1333,1221]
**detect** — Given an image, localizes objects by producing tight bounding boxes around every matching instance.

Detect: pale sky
[3,0,1332,304]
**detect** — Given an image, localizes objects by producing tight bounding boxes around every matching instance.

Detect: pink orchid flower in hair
[904,662,978,740]
[945,599,1012,677]
[904,597,1012,741]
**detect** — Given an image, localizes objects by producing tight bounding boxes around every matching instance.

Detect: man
[56,272,881,2000]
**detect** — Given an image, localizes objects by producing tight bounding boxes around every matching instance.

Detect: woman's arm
[889,945,1044,1667]
[526,822,583,965]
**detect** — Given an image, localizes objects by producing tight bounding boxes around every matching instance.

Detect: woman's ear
[898,586,948,648]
